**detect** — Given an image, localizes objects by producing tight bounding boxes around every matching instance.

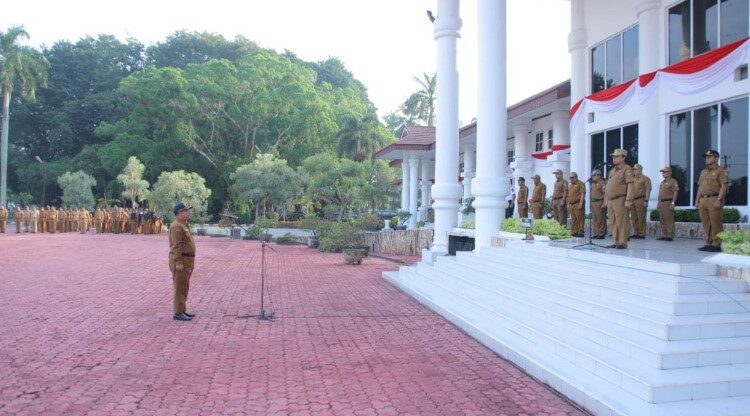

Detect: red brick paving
[0,231,587,416]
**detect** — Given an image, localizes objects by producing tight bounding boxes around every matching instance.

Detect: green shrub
[356,213,383,231]
[389,216,400,229]
[300,216,326,236]
[501,217,571,240]
[275,232,296,245]
[277,221,304,229]
[650,208,740,223]
[460,220,475,229]
[461,197,475,215]
[318,222,362,252]
[718,230,750,255]
[257,216,278,231]
[416,220,426,228]
[244,224,263,239]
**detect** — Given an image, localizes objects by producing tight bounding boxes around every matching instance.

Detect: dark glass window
[721,98,749,205]
[605,36,622,88]
[623,124,639,167]
[606,128,621,163]
[721,0,750,46]
[694,0,720,55]
[669,1,692,64]
[623,26,640,81]
[590,125,639,179]
[548,129,553,149]
[591,43,606,93]
[692,105,719,203]
[591,132,605,176]
[535,133,544,152]
[670,112,692,206]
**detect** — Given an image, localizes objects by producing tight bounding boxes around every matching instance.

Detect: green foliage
[460,220,475,229]
[230,153,302,216]
[416,220,426,228]
[318,221,361,253]
[389,216,400,229]
[117,156,150,207]
[56,170,96,208]
[501,218,571,240]
[150,170,211,221]
[355,213,383,231]
[336,113,393,161]
[300,216,326,237]
[650,208,741,223]
[301,153,371,220]
[256,216,278,232]
[384,73,436,135]
[275,232,296,245]
[461,197,475,215]
[717,230,750,256]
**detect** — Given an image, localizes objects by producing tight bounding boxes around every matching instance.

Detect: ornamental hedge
[649,208,740,223]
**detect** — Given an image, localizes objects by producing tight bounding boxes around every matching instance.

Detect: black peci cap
[702,150,720,157]
[173,203,193,215]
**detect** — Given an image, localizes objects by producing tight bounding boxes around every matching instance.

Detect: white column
[429,0,463,255]
[400,161,410,212]
[549,110,571,174]
[408,158,420,229]
[458,144,476,223]
[419,160,433,222]
[511,120,533,186]
[472,0,507,249]
[637,0,661,208]
[568,0,588,180]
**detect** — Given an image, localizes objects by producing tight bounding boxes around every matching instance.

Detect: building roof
[373,125,436,158]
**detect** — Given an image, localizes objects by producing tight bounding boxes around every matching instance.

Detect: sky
[2,0,572,124]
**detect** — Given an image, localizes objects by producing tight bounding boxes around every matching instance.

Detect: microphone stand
[572,164,609,251]
[228,221,277,321]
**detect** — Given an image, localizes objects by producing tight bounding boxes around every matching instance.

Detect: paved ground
[0,230,587,416]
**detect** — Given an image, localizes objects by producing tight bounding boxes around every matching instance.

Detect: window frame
[590,24,640,94]
[534,132,544,152]
[589,123,640,179]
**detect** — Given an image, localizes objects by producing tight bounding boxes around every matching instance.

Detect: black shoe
[173,313,192,321]
[183,312,195,318]
[698,245,709,251]
[595,235,606,240]
[664,238,673,242]
[707,246,722,252]
[606,244,618,248]
[616,245,627,249]
[657,237,666,241]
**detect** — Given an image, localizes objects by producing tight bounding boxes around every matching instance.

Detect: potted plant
[343,247,367,264]
[395,210,411,230]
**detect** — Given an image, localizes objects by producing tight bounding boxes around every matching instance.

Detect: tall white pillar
[419,160,433,222]
[511,120,533,188]
[458,144,476,224]
[568,0,588,180]
[637,0,661,208]
[549,110,571,174]
[472,0,507,249]
[408,158,420,229]
[429,0,463,255]
[400,161,410,212]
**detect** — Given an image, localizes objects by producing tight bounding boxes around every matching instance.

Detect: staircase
[383,241,750,416]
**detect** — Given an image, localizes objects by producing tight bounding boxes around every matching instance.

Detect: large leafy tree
[336,114,393,161]
[0,25,49,206]
[57,170,96,208]
[230,153,302,223]
[117,156,150,208]
[150,170,212,222]
[383,73,437,136]
[300,153,371,220]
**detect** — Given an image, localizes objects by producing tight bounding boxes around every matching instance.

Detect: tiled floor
[0,230,587,416]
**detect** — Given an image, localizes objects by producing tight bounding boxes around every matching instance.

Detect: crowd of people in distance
[0,205,164,235]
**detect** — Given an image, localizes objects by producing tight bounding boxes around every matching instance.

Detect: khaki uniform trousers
[569,202,584,236]
[169,258,194,314]
[698,196,723,247]
[48,219,56,233]
[630,199,647,237]
[609,198,629,246]
[0,220,6,233]
[553,199,567,226]
[591,199,606,237]
[518,203,529,218]
[531,202,543,220]
[657,201,675,238]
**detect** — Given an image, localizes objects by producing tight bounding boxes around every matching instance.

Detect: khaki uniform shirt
[531,183,547,203]
[14,209,24,221]
[553,179,568,200]
[0,207,7,220]
[633,174,652,199]
[567,180,585,204]
[697,165,729,197]
[659,178,679,201]
[169,220,196,264]
[591,180,606,202]
[517,185,528,205]
[605,164,634,198]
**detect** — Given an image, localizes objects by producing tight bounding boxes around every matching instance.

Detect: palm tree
[336,114,389,162]
[403,73,436,127]
[0,26,49,207]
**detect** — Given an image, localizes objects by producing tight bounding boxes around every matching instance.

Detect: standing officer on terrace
[630,164,651,240]
[529,174,546,220]
[603,149,634,249]
[169,203,196,321]
[552,169,568,226]
[696,150,729,252]
[657,166,679,242]
[516,177,529,218]
[590,170,607,239]
[567,172,585,237]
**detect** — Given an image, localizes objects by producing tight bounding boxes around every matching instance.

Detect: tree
[403,73,436,127]
[1,25,49,207]
[150,170,211,221]
[117,156,150,208]
[300,153,370,220]
[57,170,96,208]
[336,114,392,161]
[230,153,302,223]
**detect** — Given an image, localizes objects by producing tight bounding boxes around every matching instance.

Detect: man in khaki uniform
[0,205,7,232]
[630,164,651,239]
[552,169,568,226]
[39,207,47,234]
[604,149,634,249]
[656,166,679,241]
[516,177,529,218]
[529,174,547,220]
[23,207,32,233]
[29,206,39,233]
[14,207,24,233]
[696,150,729,252]
[169,203,196,321]
[567,172,586,237]
[47,207,57,233]
[590,170,607,239]
[58,208,66,233]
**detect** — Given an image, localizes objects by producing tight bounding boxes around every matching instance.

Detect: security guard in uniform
[657,166,679,241]
[567,172,586,237]
[169,203,197,321]
[14,207,24,233]
[604,149,634,249]
[590,170,607,239]
[552,169,568,226]
[630,164,652,239]
[516,177,529,218]
[696,150,729,252]
[530,174,547,220]
[0,205,7,233]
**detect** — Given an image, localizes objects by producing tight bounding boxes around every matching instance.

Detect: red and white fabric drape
[531,144,571,168]
[569,37,750,135]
